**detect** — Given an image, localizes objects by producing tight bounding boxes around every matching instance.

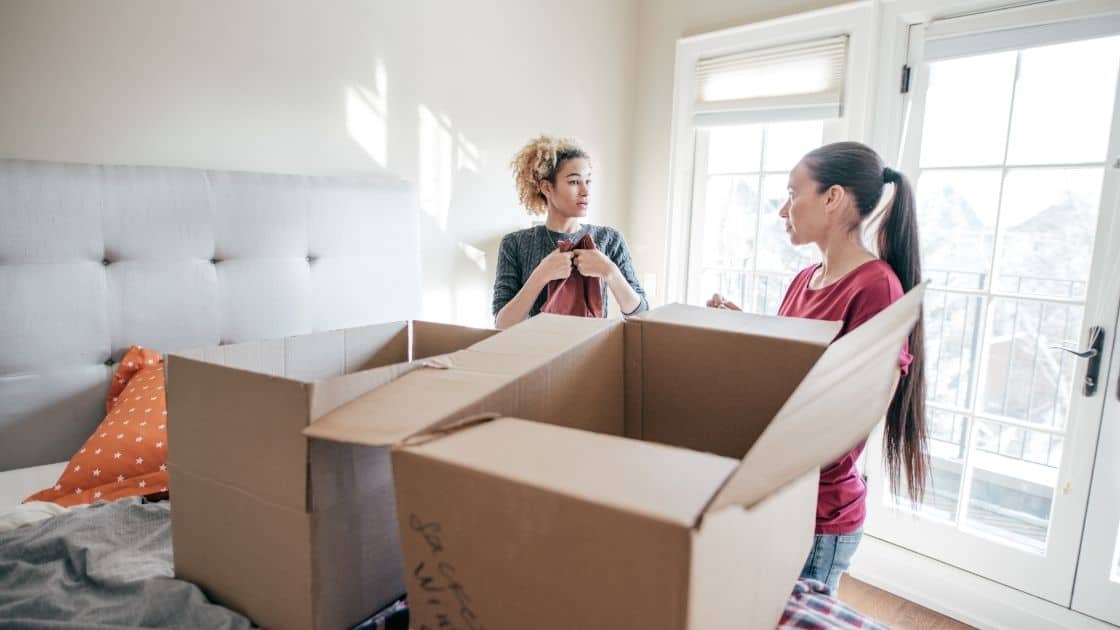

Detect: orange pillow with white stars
[25,345,170,507]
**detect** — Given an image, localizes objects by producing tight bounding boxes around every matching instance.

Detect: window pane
[700,269,749,311]
[982,297,1084,428]
[920,52,1016,167]
[1007,36,1120,165]
[966,420,1060,553]
[702,175,759,269]
[763,120,824,172]
[925,290,983,409]
[756,174,817,275]
[995,168,1102,299]
[917,169,1001,290]
[707,125,762,173]
[751,272,795,315]
[887,410,968,524]
[913,410,969,523]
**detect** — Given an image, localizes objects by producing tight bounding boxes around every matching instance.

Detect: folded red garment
[540,234,604,318]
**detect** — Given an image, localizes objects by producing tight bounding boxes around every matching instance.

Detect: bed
[0,157,888,629]
[0,157,422,627]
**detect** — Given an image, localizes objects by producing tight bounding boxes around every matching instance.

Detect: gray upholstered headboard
[0,159,422,471]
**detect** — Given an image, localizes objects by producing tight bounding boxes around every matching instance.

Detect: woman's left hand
[572,249,619,280]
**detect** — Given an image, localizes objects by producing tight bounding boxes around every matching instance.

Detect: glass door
[865,24,1120,605]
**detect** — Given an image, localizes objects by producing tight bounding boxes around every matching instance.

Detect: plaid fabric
[779,579,890,630]
[359,579,889,630]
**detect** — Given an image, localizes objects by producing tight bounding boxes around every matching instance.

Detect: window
[666,3,874,305]
[686,121,824,311]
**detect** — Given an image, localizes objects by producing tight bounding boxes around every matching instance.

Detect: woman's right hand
[532,249,575,284]
[706,293,742,311]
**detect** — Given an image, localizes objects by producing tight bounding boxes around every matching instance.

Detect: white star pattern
[50,350,169,504]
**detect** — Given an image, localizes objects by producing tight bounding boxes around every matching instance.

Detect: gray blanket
[0,499,251,629]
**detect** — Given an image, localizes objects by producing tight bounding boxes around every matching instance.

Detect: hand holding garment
[539,234,605,318]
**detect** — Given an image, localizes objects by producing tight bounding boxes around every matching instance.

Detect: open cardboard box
[166,320,498,630]
[305,286,924,629]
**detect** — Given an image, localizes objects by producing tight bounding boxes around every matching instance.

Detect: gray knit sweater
[491,224,649,319]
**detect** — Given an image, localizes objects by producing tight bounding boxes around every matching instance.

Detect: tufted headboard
[0,159,422,471]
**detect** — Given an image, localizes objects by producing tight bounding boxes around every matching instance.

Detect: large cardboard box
[166,320,498,630]
[306,287,924,629]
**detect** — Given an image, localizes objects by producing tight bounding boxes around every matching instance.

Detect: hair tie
[883,167,900,183]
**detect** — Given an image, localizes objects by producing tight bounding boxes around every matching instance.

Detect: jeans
[799,528,863,593]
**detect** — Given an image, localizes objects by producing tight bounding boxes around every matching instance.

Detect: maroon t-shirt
[778,259,912,535]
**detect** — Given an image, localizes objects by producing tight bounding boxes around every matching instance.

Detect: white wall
[0,0,866,322]
[0,0,638,328]
[625,0,851,305]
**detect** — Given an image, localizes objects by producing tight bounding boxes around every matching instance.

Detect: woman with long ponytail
[708,141,928,593]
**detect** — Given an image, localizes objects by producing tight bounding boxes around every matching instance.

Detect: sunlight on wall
[345,59,389,167]
[457,242,487,271]
[416,105,491,326]
[457,132,482,173]
[418,104,453,231]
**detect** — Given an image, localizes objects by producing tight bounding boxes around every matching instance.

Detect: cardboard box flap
[405,417,739,527]
[703,284,926,515]
[411,320,498,360]
[631,309,841,458]
[468,313,618,356]
[635,303,841,346]
[303,314,621,447]
[302,367,513,446]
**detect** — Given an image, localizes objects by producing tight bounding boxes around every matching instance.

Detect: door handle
[1051,346,1097,359]
[1051,326,1105,396]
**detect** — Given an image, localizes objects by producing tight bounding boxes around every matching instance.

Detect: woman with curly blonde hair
[492,135,648,329]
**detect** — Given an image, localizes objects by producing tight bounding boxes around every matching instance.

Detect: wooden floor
[838,575,975,629]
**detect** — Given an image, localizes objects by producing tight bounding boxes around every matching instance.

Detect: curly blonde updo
[510,135,590,215]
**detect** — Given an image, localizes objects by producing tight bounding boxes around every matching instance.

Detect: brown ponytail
[802,142,929,503]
